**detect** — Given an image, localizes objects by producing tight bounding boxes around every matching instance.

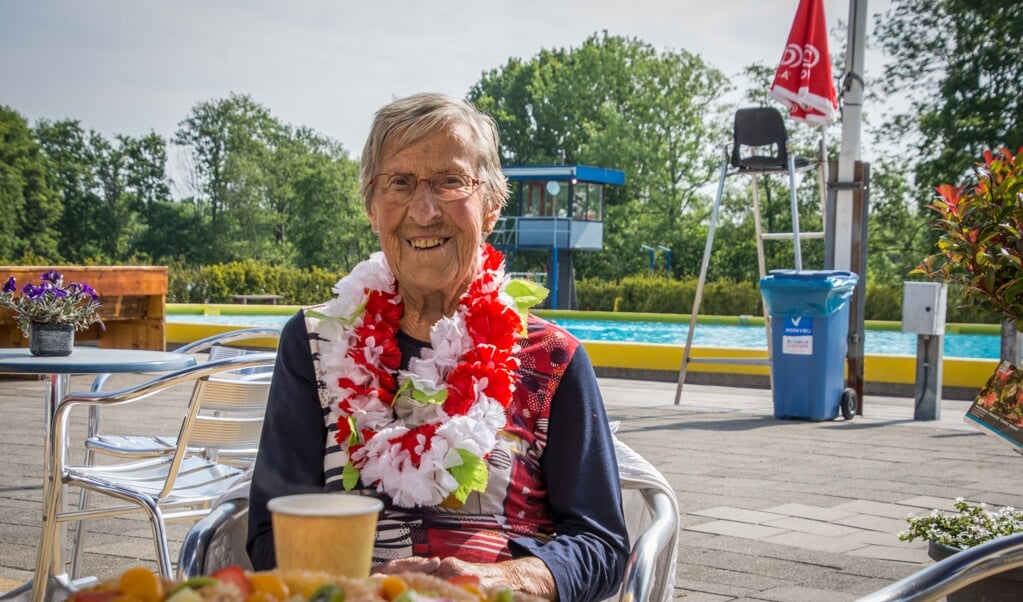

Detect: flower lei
[313,244,547,508]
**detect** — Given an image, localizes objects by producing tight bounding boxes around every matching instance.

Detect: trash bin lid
[760,269,859,291]
[759,270,859,317]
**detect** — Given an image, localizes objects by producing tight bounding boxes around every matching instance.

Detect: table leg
[30,373,71,602]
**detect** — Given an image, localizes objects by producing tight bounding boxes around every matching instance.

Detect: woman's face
[367,123,500,304]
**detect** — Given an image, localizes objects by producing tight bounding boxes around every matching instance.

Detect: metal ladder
[673,134,826,405]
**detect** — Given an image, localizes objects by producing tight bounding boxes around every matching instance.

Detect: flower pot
[29,322,74,357]
[928,540,1023,601]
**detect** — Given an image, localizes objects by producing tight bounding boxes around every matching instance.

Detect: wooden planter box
[0,266,168,351]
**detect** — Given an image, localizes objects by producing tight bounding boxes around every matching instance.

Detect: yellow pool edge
[166,305,995,390]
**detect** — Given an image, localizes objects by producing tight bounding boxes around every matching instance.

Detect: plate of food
[65,565,542,602]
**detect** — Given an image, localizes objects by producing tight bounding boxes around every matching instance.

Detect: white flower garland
[313,245,543,508]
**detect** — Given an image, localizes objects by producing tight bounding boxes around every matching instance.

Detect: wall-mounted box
[902,281,948,335]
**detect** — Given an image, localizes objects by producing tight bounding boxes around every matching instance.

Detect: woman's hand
[433,556,557,600]
[372,556,441,575]
[373,556,558,600]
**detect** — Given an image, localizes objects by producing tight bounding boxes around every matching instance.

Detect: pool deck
[2,372,1020,601]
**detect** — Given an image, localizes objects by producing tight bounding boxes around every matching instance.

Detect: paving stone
[763,531,869,554]
[832,498,928,519]
[686,520,788,540]
[847,545,931,564]
[691,506,788,524]
[834,513,909,534]
[757,585,859,602]
[763,502,858,522]
[760,516,860,538]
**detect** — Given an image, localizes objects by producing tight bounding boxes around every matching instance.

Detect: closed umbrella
[769,0,838,124]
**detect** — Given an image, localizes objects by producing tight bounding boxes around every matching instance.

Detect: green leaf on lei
[449,449,488,503]
[305,298,368,328]
[395,379,446,405]
[342,461,360,491]
[505,278,549,333]
[344,416,359,446]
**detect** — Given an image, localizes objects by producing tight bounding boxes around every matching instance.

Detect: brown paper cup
[267,493,383,578]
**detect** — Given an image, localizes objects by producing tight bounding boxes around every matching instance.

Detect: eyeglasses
[370,173,483,203]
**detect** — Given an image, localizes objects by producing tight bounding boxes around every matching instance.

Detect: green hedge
[167,262,997,324]
[168,260,341,305]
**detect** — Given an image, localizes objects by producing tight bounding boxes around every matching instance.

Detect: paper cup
[268,493,383,577]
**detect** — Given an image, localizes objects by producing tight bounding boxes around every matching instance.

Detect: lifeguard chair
[674,107,827,403]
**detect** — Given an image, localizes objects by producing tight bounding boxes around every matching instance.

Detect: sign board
[781,316,813,355]
[965,361,1023,456]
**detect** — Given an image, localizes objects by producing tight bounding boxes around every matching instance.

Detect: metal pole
[913,334,943,421]
[641,245,656,275]
[834,0,867,270]
[657,246,672,278]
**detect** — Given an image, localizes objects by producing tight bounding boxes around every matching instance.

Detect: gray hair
[359,93,508,213]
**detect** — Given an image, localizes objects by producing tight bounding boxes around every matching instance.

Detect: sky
[1,0,892,162]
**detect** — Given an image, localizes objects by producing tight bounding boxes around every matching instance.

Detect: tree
[0,106,61,261]
[173,93,282,263]
[468,32,732,283]
[33,118,105,261]
[873,0,1023,198]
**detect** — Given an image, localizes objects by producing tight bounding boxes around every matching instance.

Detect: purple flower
[41,271,62,284]
[2,277,15,293]
[23,283,42,298]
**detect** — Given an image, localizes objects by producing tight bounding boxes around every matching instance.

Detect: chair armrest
[177,499,244,579]
[176,328,283,355]
[620,489,677,602]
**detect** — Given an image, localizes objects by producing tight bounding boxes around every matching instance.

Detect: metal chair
[177,438,680,602]
[37,351,279,588]
[70,328,281,578]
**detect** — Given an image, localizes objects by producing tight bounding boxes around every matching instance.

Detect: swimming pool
[166,314,1000,360]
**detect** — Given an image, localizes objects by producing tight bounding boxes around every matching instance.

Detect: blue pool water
[167,314,999,360]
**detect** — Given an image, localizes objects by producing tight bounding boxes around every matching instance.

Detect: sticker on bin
[781,316,813,355]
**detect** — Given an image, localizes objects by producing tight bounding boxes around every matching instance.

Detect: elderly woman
[247,93,629,600]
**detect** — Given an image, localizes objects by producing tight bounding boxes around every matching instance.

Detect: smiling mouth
[408,237,447,250]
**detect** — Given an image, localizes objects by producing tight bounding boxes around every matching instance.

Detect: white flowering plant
[900,498,1023,550]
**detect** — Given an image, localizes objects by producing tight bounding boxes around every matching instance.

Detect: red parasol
[769,0,838,125]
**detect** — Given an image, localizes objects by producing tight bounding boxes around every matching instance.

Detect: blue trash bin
[759,270,859,421]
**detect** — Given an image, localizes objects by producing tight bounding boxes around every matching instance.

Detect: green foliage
[573,274,995,323]
[576,276,760,316]
[914,148,1023,325]
[167,261,341,305]
[900,499,1023,550]
[469,32,733,282]
[873,0,1023,202]
[0,106,62,261]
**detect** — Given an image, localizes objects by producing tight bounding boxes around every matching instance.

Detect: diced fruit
[247,573,290,599]
[165,586,204,602]
[244,592,279,602]
[170,576,218,595]
[211,566,252,597]
[308,583,346,602]
[118,567,163,602]
[378,575,408,601]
